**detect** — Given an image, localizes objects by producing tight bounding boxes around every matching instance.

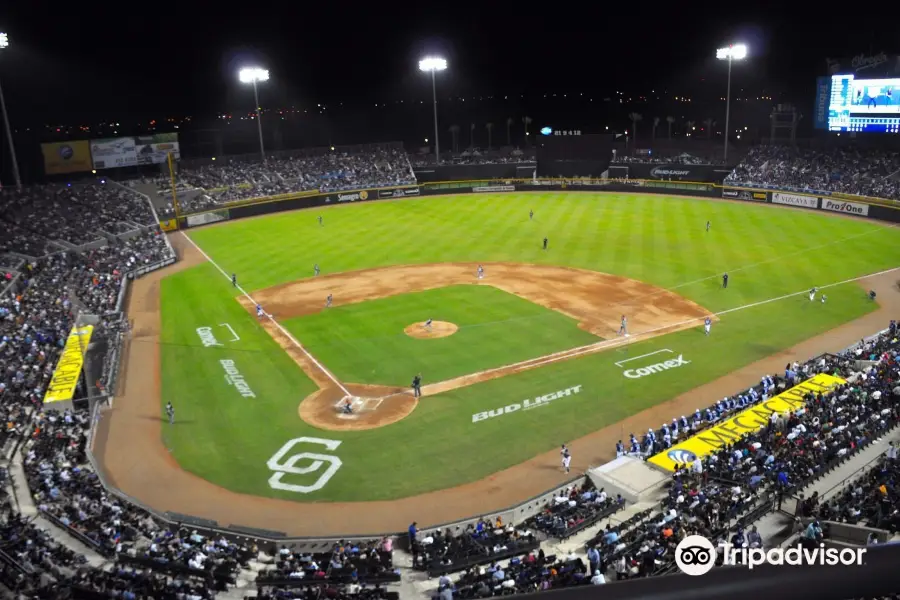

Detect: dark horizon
[0,4,893,124]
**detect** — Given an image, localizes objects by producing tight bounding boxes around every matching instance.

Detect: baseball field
[100,191,900,531]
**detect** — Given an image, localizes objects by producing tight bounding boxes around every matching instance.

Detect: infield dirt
[92,231,900,537]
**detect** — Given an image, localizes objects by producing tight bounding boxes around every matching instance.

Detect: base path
[405,321,458,339]
[93,233,900,538]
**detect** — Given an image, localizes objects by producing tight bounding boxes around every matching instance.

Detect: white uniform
[477,266,484,279]
[562,452,572,473]
[256,304,264,318]
[809,287,817,301]
[704,317,711,335]
[425,319,433,329]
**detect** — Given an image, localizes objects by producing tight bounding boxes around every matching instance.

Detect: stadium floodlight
[0,32,21,190]
[419,56,448,164]
[716,44,747,163]
[238,67,269,163]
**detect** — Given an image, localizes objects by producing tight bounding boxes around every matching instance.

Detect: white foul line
[181,232,352,397]
[219,323,240,342]
[614,349,673,368]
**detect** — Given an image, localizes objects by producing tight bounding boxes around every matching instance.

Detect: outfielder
[318,215,323,226]
[704,316,711,336]
[530,209,534,220]
[231,273,237,287]
[314,264,320,276]
[165,402,175,425]
[706,220,711,232]
[477,265,485,279]
[326,294,333,308]
[618,315,628,337]
[808,287,817,301]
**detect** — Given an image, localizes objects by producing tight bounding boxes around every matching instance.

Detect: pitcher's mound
[404,321,458,339]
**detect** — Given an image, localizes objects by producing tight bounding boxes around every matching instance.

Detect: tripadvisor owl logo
[675,534,866,575]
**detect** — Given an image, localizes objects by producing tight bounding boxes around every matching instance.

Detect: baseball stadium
[4,20,900,600]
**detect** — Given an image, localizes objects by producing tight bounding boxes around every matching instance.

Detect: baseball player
[256,304,265,319]
[412,374,422,398]
[318,216,323,226]
[722,273,729,288]
[821,294,827,304]
[314,264,320,277]
[704,316,711,336]
[560,444,571,473]
[618,315,628,337]
[326,294,333,308]
[706,220,711,232]
[529,209,534,220]
[477,265,484,279]
[809,287,817,301]
[165,402,175,425]
[342,398,354,414]
[543,237,549,250]
[615,440,625,457]
[231,273,237,287]
[424,318,433,331]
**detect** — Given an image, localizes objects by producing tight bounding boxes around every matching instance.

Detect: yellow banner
[647,373,846,471]
[159,219,178,232]
[41,141,92,175]
[44,326,94,404]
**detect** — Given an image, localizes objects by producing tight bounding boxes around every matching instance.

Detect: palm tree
[652,117,660,140]
[470,123,476,148]
[506,117,514,145]
[686,121,696,137]
[628,112,642,144]
[703,118,715,139]
[449,124,460,153]
[666,116,675,139]
[522,116,532,146]
[486,122,494,150]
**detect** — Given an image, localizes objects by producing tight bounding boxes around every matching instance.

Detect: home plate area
[298,384,417,431]
[336,396,383,419]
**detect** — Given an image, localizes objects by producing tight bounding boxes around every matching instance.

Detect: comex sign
[623,354,690,379]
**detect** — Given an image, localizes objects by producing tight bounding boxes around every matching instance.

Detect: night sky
[0,3,891,126]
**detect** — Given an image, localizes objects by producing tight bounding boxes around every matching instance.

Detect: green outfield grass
[280,285,600,385]
[155,192,900,502]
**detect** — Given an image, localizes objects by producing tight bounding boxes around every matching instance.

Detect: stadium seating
[725,145,900,200]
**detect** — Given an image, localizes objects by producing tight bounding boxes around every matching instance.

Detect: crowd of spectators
[611,154,723,165]
[0,183,157,254]
[259,539,396,585]
[410,518,538,576]
[408,148,534,166]
[725,146,900,200]
[521,482,624,539]
[149,148,416,216]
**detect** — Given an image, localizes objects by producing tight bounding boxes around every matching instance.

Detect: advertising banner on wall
[821,198,869,216]
[627,164,733,183]
[41,141,92,175]
[44,326,94,404]
[772,192,819,208]
[91,137,138,169]
[135,133,181,165]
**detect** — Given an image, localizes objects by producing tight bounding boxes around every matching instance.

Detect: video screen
[826,74,900,132]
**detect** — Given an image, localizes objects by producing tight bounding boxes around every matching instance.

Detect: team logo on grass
[471,385,583,423]
[220,359,257,398]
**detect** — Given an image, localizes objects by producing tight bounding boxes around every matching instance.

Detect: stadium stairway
[753,426,900,547]
[7,453,109,569]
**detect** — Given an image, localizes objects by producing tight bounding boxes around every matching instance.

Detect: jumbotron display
[818,73,900,132]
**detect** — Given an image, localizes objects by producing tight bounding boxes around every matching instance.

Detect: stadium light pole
[239,67,269,164]
[419,57,447,164]
[716,44,747,163]
[0,33,22,191]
